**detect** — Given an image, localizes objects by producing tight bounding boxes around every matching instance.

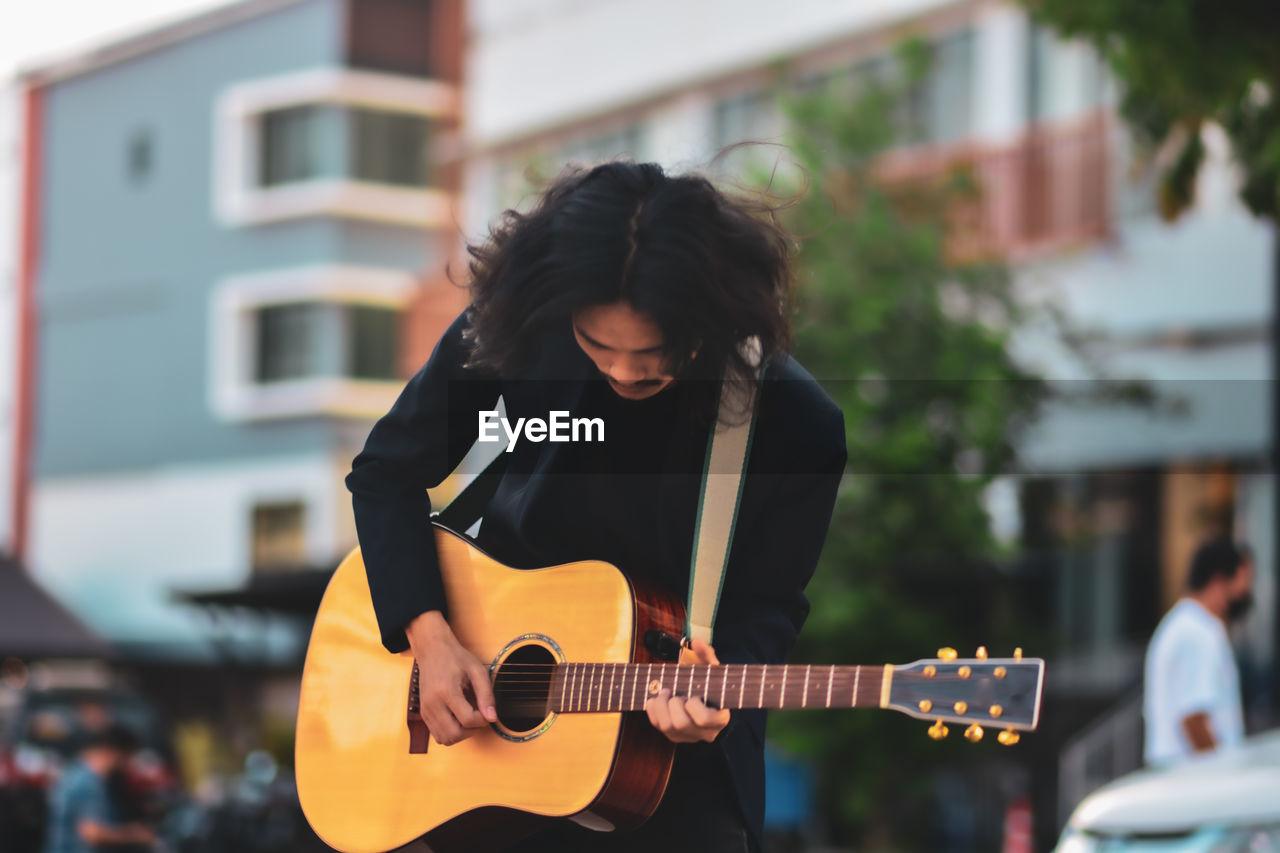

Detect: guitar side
[295,526,679,853]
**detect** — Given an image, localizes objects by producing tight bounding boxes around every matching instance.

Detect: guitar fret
[704,665,711,704]
[719,666,727,708]
[596,663,604,712]
[852,666,860,708]
[570,664,578,712]
[780,666,788,709]
[825,665,834,708]
[758,664,766,709]
[739,664,746,708]
[565,664,573,712]
[608,664,616,712]
[802,665,810,708]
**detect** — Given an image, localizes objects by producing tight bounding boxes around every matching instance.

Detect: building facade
[17,0,464,660]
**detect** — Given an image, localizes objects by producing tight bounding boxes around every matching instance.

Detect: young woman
[346,160,846,852]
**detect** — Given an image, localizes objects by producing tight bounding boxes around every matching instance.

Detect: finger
[445,686,489,729]
[666,694,696,733]
[685,696,731,730]
[646,689,674,733]
[467,664,499,723]
[689,637,721,666]
[423,704,465,746]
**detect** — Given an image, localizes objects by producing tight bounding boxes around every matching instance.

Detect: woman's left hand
[644,637,732,743]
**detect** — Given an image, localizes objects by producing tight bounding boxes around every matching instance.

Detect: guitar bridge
[407,661,430,754]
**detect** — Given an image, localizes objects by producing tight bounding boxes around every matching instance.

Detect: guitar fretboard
[549,663,887,713]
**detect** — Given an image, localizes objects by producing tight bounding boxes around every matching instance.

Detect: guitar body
[296,524,683,853]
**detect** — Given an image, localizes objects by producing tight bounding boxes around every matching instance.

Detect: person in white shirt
[1144,537,1254,765]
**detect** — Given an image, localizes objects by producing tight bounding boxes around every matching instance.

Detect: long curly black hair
[462,160,797,423]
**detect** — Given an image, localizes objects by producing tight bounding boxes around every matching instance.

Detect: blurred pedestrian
[43,724,156,853]
[1143,537,1254,764]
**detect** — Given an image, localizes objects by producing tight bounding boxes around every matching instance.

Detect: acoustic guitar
[296,523,1044,853]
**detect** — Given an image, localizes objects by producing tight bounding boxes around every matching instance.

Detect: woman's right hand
[405,610,499,746]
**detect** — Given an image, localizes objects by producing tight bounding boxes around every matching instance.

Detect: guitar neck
[550,663,888,712]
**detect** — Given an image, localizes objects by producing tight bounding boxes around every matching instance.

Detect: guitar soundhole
[493,642,556,736]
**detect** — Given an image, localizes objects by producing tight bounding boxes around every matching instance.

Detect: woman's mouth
[608,377,662,398]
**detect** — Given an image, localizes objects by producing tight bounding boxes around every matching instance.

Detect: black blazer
[346,310,847,844]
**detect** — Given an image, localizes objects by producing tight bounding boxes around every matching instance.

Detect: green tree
[1016,0,1280,221]
[756,42,1052,848]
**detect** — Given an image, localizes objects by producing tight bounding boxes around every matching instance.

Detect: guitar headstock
[886,648,1044,743]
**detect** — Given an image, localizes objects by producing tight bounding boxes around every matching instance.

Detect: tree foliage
[746,42,1053,848]
[1018,0,1280,221]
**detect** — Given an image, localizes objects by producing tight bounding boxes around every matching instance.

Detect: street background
[1,0,1277,850]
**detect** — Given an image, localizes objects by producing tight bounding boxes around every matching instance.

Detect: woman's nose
[606,357,647,382]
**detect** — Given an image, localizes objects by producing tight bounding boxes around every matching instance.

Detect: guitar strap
[685,341,765,646]
[434,451,508,531]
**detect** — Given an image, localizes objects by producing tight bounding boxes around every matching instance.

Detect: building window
[710,89,781,175]
[214,68,457,226]
[350,108,431,187]
[210,265,415,421]
[255,104,429,189]
[252,302,400,384]
[832,28,975,148]
[712,90,776,152]
[348,305,399,379]
[554,124,646,169]
[255,304,324,383]
[126,128,153,184]
[252,501,306,572]
[260,106,321,187]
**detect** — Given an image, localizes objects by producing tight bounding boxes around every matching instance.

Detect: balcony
[875,109,1112,263]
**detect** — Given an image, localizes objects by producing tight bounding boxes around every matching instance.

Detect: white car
[1056,729,1280,852]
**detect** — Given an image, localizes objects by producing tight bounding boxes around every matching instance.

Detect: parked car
[1055,729,1280,852]
[0,685,180,853]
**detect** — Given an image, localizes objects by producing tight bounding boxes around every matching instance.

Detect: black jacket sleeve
[345,310,501,653]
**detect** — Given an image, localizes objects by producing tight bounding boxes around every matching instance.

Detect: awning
[0,556,112,660]
[175,567,336,617]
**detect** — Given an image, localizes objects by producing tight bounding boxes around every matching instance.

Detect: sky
[1,0,232,79]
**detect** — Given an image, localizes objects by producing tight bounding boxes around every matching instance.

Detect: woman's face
[572,301,677,400]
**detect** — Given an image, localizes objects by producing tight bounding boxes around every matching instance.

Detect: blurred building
[11,0,464,726]
[458,0,1274,847]
[1,81,19,557]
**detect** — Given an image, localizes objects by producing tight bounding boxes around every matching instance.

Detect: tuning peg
[928,720,949,740]
[975,646,988,660]
[1013,648,1023,661]
[937,647,958,662]
[964,723,984,743]
[997,729,1021,746]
